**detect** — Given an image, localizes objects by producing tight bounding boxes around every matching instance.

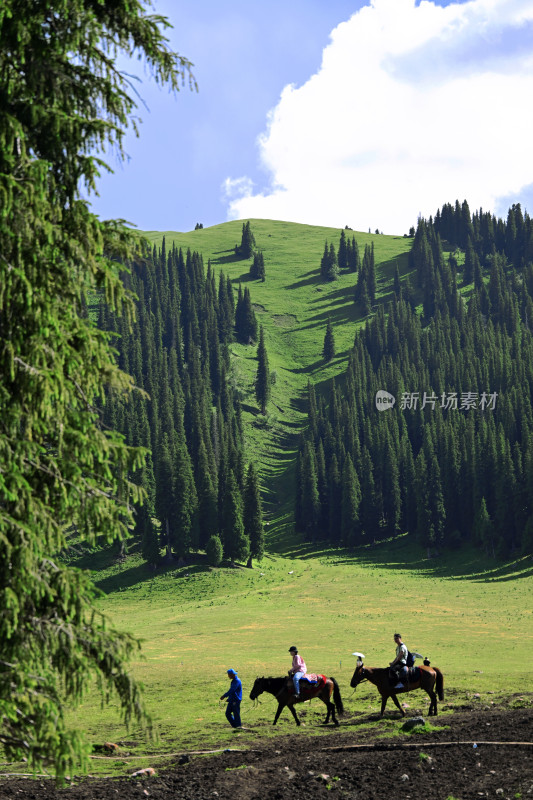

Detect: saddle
[288,674,326,694]
[388,666,420,687]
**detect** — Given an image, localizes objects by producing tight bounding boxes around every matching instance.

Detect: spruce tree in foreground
[255,325,271,414]
[0,1,194,778]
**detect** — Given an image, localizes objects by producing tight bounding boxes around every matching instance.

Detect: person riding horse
[288,645,306,699]
[389,633,408,688]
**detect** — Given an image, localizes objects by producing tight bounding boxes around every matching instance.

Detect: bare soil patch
[271,314,297,327]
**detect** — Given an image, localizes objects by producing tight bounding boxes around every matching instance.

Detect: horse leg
[391,692,405,717]
[428,690,437,716]
[320,694,337,726]
[288,703,301,726]
[379,693,388,717]
[273,702,285,725]
[322,696,331,725]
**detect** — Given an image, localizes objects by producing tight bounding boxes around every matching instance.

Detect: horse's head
[249,677,265,701]
[350,660,365,689]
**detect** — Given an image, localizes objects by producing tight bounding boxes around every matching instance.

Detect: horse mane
[261,676,287,692]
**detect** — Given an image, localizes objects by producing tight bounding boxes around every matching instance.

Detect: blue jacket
[222,676,242,703]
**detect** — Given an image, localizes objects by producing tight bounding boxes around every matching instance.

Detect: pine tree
[236,221,256,258]
[326,242,339,281]
[0,3,195,776]
[155,434,176,559]
[393,265,402,298]
[255,325,271,414]
[139,503,160,567]
[221,470,249,563]
[323,319,336,361]
[337,229,348,271]
[206,534,223,566]
[235,285,257,343]
[243,462,264,565]
[301,442,320,539]
[320,241,330,280]
[473,497,495,557]
[250,250,266,281]
[196,441,218,549]
[347,236,360,272]
[382,438,401,537]
[328,453,342,542]
[341,454,361,546]
[137,460,159,567]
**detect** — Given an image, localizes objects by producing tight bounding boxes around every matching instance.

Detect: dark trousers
[390,665,408,683]
[225,700,241,728]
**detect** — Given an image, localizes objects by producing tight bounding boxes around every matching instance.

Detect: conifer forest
[297,202,533,558]
[103,202,533,565]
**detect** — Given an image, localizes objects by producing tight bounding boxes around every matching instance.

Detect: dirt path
[1,706,532,799]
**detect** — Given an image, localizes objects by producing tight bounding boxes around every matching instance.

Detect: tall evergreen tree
[221,470,249,563]
[347,236,361,273]
[235,285,258,343]
[243,462,264,565]
[250,250,266,281]
[0,2,195,775]
[337,229,348,272]
[255,325,271,414]
[323,318,336,361]
[301,441,320,539]
[236,221,256,258]
[341,454,361,546]
[155,434,176,559]
[326,242,339,281]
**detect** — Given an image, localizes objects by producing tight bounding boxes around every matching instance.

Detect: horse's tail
[434,667,444,701]
[331,677,344,715]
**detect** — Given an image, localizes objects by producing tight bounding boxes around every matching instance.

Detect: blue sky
[89,0,533,235]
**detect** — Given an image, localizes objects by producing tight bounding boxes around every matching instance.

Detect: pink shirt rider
[291,653,307,674]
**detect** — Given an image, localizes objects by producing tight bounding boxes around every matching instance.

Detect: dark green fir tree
[243,462,264,566]
[255,325,271,414]
[221,470,249,564]
[322,318,336,361]
[236,220,256,258]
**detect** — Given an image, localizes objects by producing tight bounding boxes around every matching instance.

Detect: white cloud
[222,175,254,203]
[224,0,533,234]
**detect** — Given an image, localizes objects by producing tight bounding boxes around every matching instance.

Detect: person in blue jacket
[220,668,242,729]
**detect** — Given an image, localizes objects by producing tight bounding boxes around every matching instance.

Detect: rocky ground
[1,701,532,799]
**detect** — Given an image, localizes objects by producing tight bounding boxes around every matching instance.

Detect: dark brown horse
[250,675,344,726]
[350,660,444,717]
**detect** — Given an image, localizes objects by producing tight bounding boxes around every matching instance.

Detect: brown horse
[250,675,344,726]
[350,660,444,717]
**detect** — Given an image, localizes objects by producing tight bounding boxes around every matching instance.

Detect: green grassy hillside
[143,220,413,548]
